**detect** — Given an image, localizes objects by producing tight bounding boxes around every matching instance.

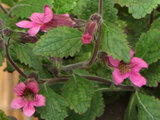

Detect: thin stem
[95,87,135,92]
[61,62,87,71]
[87,0,103,66]
[5,40,27,79]
[0,3,10,17]
[149,10,154,28]
[39,75,135,91]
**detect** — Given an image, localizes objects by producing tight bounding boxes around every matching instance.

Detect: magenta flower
[16,5,75,36]
[11,81,45,117]
[109,50,148,87]
[82,21,97,44]
[16,5,53,36]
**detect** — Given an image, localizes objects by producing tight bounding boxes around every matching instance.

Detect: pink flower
[82,21,97,44]
[16,5,53,36]
[11,81,45,117]
[16,5,75,36]
[109,50,148,87]
[42,13,75,30]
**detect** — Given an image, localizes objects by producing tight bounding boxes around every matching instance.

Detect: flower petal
[129,72,146,87]
[23,101,35,117]
[27,81,39,94]
[43,5,53,23]
[14,82,26,96]
[113,68,129,85]
[109,56,119,67]
[16,20,33,28]
[11,97,25,109]
[33,94,45,107]
[131,57,148,72]
[63,13,69,17]
[130,50,135,58]
[28,26,40,36]
[30,13,44,24]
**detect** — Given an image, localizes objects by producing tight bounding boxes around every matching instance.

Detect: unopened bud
[16,32,38,43]
[3,29,37,43]
[90,14,102,24]
[3,28,13,37]
[99,51,114,68]
[81,21,97,44]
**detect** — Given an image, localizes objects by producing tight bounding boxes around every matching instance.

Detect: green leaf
[1,0,18,7]
[0,11,10,27]
[101,23,130,62]
[136,92,160,120]
[114,0,160,19]
[0,109,10,120]
[36,85,68,120]
[33,27,82,58]
[142,61,160,87]
[62,75,94,114]
[0,49,5,66]
[136,29,160,64]
[53,0,77,13]
[124,94,138,120]
[4,61,15,73]
[12,0,53,18]
[66,91,105,120]
[74,0,117,22]
[13,43,42,70]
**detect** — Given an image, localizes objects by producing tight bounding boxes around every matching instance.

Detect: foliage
[0,0,160,119]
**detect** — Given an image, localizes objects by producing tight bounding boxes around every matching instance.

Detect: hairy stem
[39,75,135,91]
[149,10,154,28]
[87,0,103,66]
[61,62,87,71]
[5,40,27,79]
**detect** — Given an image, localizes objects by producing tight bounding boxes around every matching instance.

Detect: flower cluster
[108,50,148,87]
[16,5,75,36]
[11,80,45,117]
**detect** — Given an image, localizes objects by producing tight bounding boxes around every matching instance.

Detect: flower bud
[81,21,97,44]
[3,28,37,43]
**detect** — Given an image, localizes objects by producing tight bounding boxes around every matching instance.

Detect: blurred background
[0,60,37,120]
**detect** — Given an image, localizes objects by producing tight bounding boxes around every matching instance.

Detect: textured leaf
[0,11,10,27]
[101,23,130,63]
[0,49,5,66]
[53,0,77,13]
[33,27,82,58]
[136,29,160,64]
[142,61,160,87]
[114,0,160,19]
[66,91,105,120]
[74,0,117,22]
[13,43,42,70]
[136,92,160,120]
[0,109,10,120]
[12,0,53,18]
[62,75,94,114]
[36,85,68,120]
[124,94,138,120]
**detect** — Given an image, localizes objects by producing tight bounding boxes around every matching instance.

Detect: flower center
[23,88,35,101]
[118,61,131,74]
